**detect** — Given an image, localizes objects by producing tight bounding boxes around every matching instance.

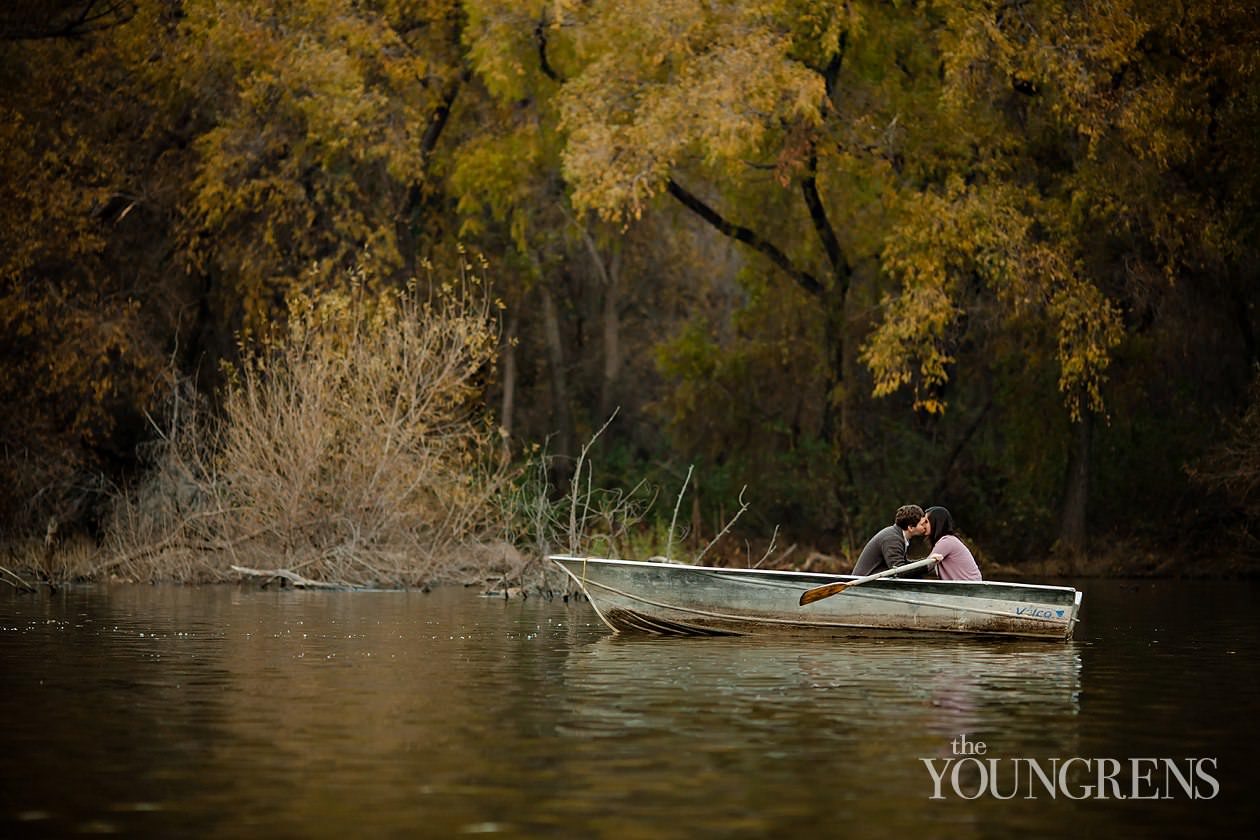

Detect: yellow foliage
[172,0,464,333]
[556,1,825,222]
[464,0,553,101]
[865,176,1122,416]
[858,0,1251,419]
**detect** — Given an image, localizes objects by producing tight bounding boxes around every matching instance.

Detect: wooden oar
[798,555,940,606]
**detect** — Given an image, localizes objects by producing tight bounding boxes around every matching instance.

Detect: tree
[862,0,1260,554]
[457,0,689,481]
[164,0,469,336]
[0,0,477,536]
[547,1,1096,537]
[0,3,169,536]
[555,0,843,406]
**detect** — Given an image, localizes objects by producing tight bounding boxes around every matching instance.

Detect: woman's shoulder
[938,534,969,551]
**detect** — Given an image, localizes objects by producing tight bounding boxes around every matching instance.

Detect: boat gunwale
[548,554,1081,597]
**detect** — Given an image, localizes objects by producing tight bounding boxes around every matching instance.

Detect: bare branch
[0,1,134,42]
[753,525,780,569]
[0,565,36,592]
[695,485,749,565]
[568,408,620,554]
[665,464,694,562]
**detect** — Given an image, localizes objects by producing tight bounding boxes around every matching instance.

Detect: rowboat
[551,555,1083,640]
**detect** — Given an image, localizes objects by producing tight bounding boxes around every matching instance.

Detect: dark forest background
[3,0,1259,578]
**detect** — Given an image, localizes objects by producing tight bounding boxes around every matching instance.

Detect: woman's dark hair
[925,506,956,546]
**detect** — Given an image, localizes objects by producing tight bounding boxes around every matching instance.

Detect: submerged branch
[230,565,355,590]
[0,565,36,592]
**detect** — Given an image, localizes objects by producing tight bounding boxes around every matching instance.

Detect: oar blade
[799,581,849,606]
[799,556,940,606]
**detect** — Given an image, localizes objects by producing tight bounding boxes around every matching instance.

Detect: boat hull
[551,556,1082,640]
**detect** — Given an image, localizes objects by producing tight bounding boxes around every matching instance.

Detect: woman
[924,506,982,581]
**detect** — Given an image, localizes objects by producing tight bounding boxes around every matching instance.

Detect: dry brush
[103,274,514,587]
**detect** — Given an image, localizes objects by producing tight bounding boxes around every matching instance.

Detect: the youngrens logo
[923,735,1219,800]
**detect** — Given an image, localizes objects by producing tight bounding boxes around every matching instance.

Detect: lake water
[1,578,1257,838]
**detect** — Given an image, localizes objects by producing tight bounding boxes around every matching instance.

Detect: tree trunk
[821,296,847,452]
[1058,412,1092,555]
[499,310,519,438]
[576,222,623,422]
[599,247,622,422]
[931,399,994,500]
[800,149,854,524]
[540,282,573,481]
[1229,281,1258,368]
[690,477,702,552]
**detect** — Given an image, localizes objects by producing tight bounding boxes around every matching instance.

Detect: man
[851,504,930,576]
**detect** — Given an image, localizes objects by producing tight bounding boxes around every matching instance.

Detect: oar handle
[798,555,940,606]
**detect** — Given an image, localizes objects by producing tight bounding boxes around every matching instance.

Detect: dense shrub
[104,276,514,586]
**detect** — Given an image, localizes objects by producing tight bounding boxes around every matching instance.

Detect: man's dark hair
[894,504,925,531]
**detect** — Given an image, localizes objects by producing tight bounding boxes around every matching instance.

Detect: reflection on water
[555,636,1083,838]
[563,635,1080,746]
[0,579,1256,838]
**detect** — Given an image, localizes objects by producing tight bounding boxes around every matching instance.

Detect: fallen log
[230,565,353,590]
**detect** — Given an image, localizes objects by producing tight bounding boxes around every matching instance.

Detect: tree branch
[0,1,133,42]
[665,464,693,562]
[822,26,849,106]
[0,565,36,593]
[931,398,993,500]
[666,178,824,299]
[404,68,469,217]
[534,22,560,81]
[420,70,468,174]
[695,485,749,565]
[800,146,850,294]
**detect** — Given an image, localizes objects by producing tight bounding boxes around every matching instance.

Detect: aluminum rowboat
[551,555,1082,640]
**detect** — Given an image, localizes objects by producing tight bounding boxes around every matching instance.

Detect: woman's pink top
[935,534,982,581]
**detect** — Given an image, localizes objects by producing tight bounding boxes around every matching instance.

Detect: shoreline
[4,540,1257,597]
